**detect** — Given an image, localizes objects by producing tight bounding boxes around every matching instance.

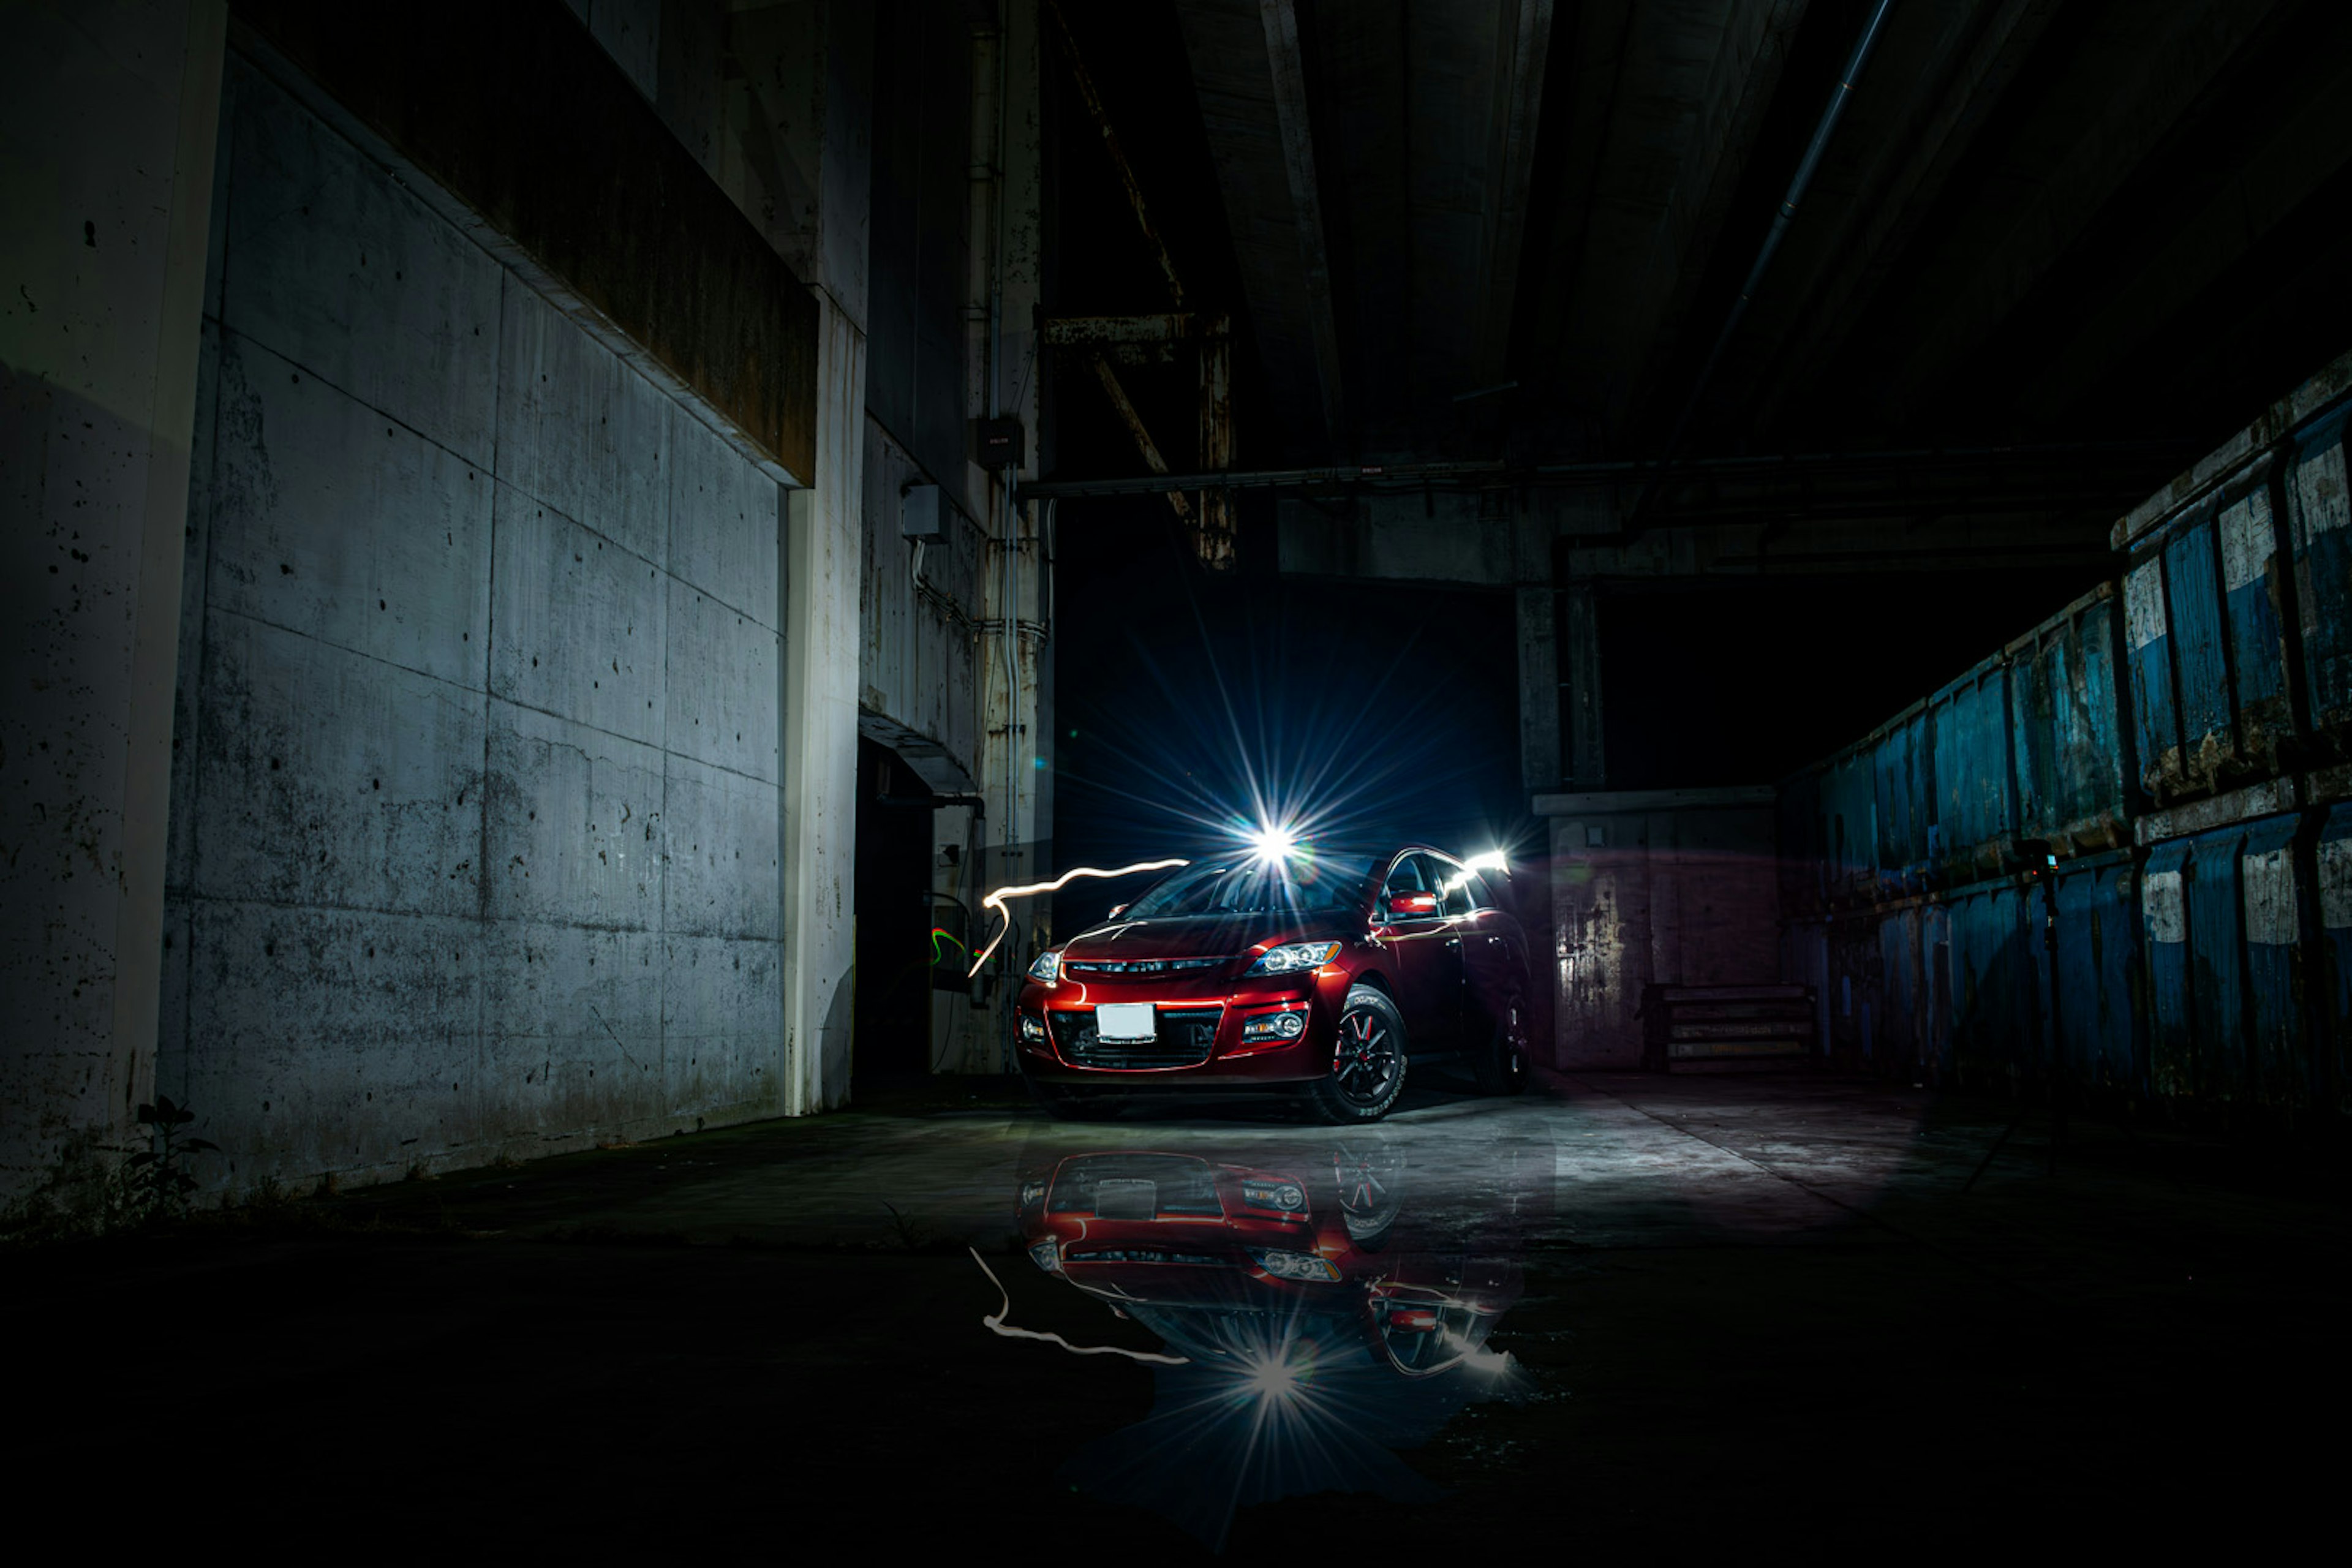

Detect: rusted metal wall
[1776,349,2352,1128]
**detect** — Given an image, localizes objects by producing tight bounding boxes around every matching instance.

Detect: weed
[124,1097,218,1225]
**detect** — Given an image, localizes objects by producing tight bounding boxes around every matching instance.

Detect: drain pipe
[1630,0,1897,531]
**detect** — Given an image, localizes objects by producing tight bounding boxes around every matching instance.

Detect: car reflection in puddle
[974,1128,1541,1550]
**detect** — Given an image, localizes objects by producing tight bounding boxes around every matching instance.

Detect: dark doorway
[852,737,935,1096]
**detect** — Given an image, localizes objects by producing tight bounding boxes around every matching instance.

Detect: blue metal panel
[1825,750,1876,900]
[1878,904,1921,1074]
[2051,853,2144,1101]
[2144,839,2194,1100]
[1872,711,1929,893]
[2008,586,2132,850]
[2316,805,2352,1115]
[1949,879,2033,1090]
[2288,409,2352,744]
[1931,660,2015,880]
[2162,519,2232,798]
[2125,558,2179,807]
[2237,813,2305,1109]
[1923,901,1953,1084]
[2217,481,2293,779]
[2186,826,2249,1104]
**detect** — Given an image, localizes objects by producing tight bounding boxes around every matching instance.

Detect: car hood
[1060,912,1344,963]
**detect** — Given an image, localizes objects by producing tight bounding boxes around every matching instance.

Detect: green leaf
[136,1102,158,1125]
[182,1137,220,1153]
[126,1151,157,1167]
[153,1095,178,1118]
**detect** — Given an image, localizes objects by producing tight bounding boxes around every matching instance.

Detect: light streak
[927,926,967,967]
[968,1248,1189,1365]
[967,857,1189,978]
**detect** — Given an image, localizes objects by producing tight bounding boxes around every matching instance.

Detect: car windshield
[1123,854,1377,918]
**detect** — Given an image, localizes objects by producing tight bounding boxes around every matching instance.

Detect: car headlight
[1249,1248,1340,1283]
[1244,941,1341,976]
[1240,1179,1308,1213]
[1028,949,1061,982]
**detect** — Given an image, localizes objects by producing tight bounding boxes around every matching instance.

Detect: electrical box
[900,483,943,540]
[972,416,1025,470]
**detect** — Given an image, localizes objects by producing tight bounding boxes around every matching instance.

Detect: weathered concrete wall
[159,56,787,1188]
[1,1,226,1212]
[1538,788,1780,1069]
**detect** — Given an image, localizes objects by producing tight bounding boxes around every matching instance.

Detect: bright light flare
[1245,821,1300,861]
[1463,849,1509,874]
[968,858,1189,978]
[1238,1349,1308,1404]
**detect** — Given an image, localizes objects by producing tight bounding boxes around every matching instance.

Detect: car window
[1382,853,1439,918]
[1433,859,1485,917]
[1125,854,1378,918]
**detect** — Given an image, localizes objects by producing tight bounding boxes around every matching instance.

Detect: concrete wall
[1,1,226,1212]
[159,55,788,1188]
[1538,788,1780,1069]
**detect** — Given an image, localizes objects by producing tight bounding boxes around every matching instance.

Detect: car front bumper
[1015,965,1356,1085]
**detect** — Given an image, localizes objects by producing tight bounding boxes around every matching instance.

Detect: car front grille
[1052,1006,1223,1069]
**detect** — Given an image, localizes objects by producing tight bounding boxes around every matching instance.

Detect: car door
[1376,852,1464,1046]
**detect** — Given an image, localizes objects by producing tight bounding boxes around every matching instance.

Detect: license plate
[1096,1003,1156,1042]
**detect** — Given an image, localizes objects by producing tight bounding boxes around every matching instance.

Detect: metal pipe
[1018,440,2193,500]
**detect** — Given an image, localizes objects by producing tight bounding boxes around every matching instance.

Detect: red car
[1014,844,1533,1122]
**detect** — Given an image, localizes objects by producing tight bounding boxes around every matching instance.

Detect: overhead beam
[1874,0,2288,420]
[1044,0,1186,307]
[1743,0,2062,432]
[1470,0,1556,392]
[1259,0,1347,452]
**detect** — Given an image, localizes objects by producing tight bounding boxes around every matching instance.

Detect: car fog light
[1242,1180,1308,1212]
[1249,1248,1339,1283]
[1029,1239,1061,1273]
[1240,1010,1308,1042]
[1019,1014,1049,1044]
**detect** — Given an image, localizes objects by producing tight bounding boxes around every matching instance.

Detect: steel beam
[1471,0,1555,394]
[1044,0,1186,308]
[1042,312,1223,345]
[1259,0,1347,452]
[1087,352,1193,524]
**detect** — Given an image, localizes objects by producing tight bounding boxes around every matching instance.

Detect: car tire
[1305,985,1409,1124]
[1470,998,1531,1096]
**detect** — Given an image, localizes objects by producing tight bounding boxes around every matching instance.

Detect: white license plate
[1095,1003,1157,1042]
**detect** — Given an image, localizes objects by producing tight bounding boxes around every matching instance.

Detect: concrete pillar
[1516,585,1559,791]
[1561,579,1605,788]
[780,298,865,1114]
[1,1,225,1210]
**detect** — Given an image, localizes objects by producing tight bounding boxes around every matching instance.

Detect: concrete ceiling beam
[1259,0,1348,456]
[1468,0,1555,396]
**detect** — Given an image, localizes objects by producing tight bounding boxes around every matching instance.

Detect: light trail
[967,1248,1189,1365]
[966,856,1189,978]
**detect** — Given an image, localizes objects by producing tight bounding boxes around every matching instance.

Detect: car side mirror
[1386,891,1439,918]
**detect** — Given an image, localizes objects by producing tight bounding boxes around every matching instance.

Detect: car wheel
[1332,1137,1406,1246]
[1470,998,1531,1096]
[1305,985,1408,1123]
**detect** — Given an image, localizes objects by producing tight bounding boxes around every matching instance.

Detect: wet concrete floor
[12,1066,2346,1554]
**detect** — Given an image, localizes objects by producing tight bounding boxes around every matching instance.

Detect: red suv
[1014,845,1532,1122]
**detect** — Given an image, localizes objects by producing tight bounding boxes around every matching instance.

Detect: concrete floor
[12,1065,2345,1554]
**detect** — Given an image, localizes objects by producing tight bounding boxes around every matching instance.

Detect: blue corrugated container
[2216,475,2294,778]
[1873,707,1933,893]
[2007,584,2132,853]
[2143,837,2194,1099]
[1877,903,1925,1077]
[2049,851,2144,1101]
[2121,467,2298,804]
[1823,747,1878,902]
[2287,407,2352,752]
[2318,804,2352,1115]
[2237,814,2307,1110]
[1947,877,2037,1090]
[1929,658,2015,883]
[2186,826,2249,1103]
